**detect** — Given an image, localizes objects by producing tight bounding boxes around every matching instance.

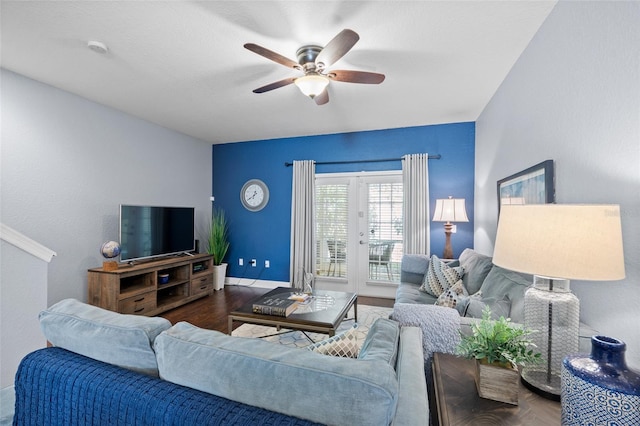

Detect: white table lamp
[493,204,625,400]
[432,196,469,259]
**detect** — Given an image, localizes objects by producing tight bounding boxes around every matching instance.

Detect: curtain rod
[284,154,441,167]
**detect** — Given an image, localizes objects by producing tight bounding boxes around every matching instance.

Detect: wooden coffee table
[228,287,357,337]
[432,352,560,425]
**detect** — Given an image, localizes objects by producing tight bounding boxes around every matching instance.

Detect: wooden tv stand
[88,253,214,316]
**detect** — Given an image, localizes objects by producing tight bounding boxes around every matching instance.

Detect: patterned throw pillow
[306,324,360,358]
[420,255,464,297]
[435,279,469,308]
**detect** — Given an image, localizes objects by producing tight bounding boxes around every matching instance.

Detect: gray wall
[0,241,48,388]
[1,69,213,306]
[476,1,640,369]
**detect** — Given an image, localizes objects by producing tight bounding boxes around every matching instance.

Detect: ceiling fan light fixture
[294,74,329,99]
[245,29,384,105]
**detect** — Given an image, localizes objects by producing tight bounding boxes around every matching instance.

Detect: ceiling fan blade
[315,29,359,68]
[328,70,385,84]
[244,43,300,70]
[314,89,329,106]
[252,77,296,93]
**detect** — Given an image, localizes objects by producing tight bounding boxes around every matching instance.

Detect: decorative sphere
[101,241,121,259]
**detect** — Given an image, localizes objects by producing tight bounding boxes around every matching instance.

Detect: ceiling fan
[244,29,385,105]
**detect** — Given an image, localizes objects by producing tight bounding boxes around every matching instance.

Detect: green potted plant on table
[456,307,541,405]
[207,208,229,291]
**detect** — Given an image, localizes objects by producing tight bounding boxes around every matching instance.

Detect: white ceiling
[1,1,557,144]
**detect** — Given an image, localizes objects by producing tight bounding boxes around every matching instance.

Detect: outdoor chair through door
[369,241,395,280]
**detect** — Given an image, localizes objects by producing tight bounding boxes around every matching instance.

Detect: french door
[314,171,403,298]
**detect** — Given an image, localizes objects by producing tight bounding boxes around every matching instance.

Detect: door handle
[359,240,368,245]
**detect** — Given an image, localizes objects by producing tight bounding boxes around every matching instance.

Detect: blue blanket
[14,347,319,425]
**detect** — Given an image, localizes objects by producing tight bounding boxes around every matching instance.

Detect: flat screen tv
[119,205,195,262]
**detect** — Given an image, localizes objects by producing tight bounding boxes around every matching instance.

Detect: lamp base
[442,223,453,259]
[522,276,579,402]
[521,370,561,401]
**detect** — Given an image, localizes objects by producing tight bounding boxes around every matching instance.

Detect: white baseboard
[224,277,289,289]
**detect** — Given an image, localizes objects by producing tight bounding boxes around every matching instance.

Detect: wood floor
[160,285,395,333]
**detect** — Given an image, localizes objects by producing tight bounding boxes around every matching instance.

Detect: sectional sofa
[391,248,595,362]
[13,299,429,426]
[395,248,533,324]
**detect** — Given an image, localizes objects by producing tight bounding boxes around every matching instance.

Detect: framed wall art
[497,160,555,216]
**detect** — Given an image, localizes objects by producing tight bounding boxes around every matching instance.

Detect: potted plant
[207,208,229,290]
[456,306,541,405]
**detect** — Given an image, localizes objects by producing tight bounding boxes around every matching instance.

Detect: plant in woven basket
[456,306,541,368]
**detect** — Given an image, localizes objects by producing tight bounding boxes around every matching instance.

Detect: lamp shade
[432,197,469,223]
[493,204,625,281]
[294,74,329,98]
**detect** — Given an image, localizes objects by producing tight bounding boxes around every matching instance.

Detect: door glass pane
[315,183,348,278]
[368,182,403,281]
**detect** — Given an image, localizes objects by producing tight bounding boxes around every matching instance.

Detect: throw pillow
[477,265,532,323]
[435,279,469,309]
[463,295,511,320]
[455,290,480,316]
[458,249,494,295]
[358,318,400,367]
[306,324,360,357]
[39,298,172,376]
[420,255,464,297]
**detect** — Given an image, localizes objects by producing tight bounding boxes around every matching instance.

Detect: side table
[432,352,560,426]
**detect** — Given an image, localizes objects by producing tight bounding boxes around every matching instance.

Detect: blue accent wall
[212,122,475,282]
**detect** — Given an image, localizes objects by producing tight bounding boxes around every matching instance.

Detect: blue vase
[561,335,640,425]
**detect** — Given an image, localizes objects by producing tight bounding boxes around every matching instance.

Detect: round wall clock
[240,179,269,212]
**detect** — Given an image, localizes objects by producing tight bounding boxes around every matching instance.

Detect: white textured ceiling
[1,1,557,144]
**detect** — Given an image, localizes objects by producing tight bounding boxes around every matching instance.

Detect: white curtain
[289,160,316,289]
[402,153,430,255]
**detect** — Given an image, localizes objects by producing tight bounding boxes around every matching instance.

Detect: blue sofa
[14,347,317,426]
[13,299,429,426]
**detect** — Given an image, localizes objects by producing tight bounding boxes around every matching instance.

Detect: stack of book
[252,294,300,317]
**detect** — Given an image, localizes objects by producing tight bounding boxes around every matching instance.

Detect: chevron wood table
[432,352,561,426]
